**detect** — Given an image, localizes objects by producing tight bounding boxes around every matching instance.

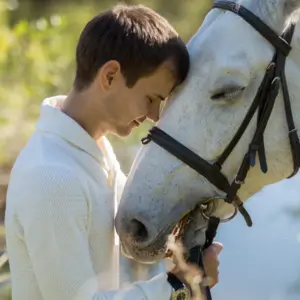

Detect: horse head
[115,0,300,263]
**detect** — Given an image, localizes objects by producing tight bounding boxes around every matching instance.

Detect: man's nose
[147,105,160,122]
[138,116,147,123]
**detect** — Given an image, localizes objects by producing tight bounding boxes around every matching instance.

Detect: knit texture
[5,96,172,300]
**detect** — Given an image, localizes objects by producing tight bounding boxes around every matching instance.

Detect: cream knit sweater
[5,96,172,300]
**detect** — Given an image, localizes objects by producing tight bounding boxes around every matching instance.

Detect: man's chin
[111,126,133,137]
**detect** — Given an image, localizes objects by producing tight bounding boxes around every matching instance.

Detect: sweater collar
[36,95,108,166]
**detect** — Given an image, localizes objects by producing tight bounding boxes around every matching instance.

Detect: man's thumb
[211,242,223,254]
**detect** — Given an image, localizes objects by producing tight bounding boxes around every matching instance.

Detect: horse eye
[211,86,245,102]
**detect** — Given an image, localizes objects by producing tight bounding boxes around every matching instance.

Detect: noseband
[142,1,300,299]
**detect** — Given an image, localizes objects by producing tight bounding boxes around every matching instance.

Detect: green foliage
[0,3,89,165]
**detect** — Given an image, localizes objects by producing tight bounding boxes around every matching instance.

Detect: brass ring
[200,197,238,223]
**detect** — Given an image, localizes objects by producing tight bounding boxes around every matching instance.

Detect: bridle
[141,1,300,299]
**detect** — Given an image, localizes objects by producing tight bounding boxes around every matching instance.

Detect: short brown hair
[74,4,189,91]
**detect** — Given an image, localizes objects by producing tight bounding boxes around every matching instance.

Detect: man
[5,4,222,300]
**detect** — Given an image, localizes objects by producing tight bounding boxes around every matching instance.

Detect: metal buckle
[200,196,238,223]
[171,287,190,300]
[234,175,244,185]
[232,3,240,13]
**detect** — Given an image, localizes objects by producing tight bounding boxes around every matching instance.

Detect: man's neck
[62,88,109,140]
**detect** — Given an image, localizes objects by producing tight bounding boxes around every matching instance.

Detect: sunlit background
[1,0,300,299]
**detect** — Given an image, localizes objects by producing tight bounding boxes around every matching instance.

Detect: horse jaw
[115,0,300,263]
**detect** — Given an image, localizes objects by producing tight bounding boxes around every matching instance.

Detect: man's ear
[98,60,121,91]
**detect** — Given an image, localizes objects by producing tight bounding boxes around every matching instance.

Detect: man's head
[73,4,190,136]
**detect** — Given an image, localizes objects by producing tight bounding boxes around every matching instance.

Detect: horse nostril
[129,219,148,242]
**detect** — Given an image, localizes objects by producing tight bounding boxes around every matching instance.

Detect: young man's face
[99,61,177,137]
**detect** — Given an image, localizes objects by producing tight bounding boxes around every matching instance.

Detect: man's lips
[133,118,145,126]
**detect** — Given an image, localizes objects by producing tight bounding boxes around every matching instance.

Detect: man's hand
[168,240,223,299]
[202,242,223,288]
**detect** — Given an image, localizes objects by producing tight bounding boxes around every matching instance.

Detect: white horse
[115,0,300,264]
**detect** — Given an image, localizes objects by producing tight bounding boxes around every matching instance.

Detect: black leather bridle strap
[142,127,253,226]
[215,62,276,168]
[280,25,300,177]
[212,1,292,56]
[142,127,231,192]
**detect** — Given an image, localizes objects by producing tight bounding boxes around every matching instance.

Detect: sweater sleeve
[18,165,172,300]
